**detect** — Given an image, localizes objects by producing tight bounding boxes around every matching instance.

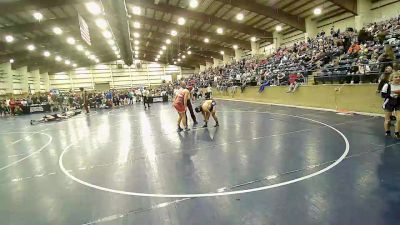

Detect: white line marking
[0,132,53,172]
[216,98,384,117]
[59,110,350,198]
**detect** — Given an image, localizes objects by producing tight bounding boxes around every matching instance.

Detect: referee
[142,87,150,109]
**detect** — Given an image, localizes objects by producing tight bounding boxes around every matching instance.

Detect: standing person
[381,72,400,138]
[186,86,198,125]
[205,84,212,100]
[173,82,190,132]
[142,87,150,109]
[9,97,16,116]
[83,90,89,113]
[195,99,219,128]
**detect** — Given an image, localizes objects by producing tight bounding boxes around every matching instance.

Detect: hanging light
[76,45,84,51]
[166,39,171,44]
[102,31,112,39]
[216,27,223,34]
[204,38,209,43]
[233,45,238,49]
[132,6,141,15]
[85,2,102,15]
[178,17,186,25]
[33,12,43,21]
[251,36,256,42]
[5,35,14,43]
[52,27,63,35]
[313,8,322,15]
[171,30,178,36]
[66,37,76,45]
[27,44,35,51]
[276,25,282,31]
[189,0,199,8]
[236,13,244,21]
[133,21,141,29]
[95,18,108,29]
[43,51,51,57]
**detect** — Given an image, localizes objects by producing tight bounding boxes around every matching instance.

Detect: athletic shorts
[174,103,185,113]
[382,98,400,112]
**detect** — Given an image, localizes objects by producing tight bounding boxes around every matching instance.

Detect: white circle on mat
[59,111,350,198]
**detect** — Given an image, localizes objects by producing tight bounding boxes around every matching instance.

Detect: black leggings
[187,100,197,123]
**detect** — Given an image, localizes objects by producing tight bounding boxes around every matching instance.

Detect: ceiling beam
[139,29,235,56]
[0,17,72,34]
[329,0,357,15]
[134,36,222,61]
[128,0,271,38]
[216,0,305,31]
[0,0,91,15]
[131,16,251,50]
[102,0,134,66]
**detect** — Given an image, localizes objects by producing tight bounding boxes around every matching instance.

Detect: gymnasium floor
[0,99,399,225]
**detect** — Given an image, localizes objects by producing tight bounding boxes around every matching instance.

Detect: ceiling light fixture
[276,25,282,31]
[76,45,84,51]
[216,27,223,34]
[166,39,171,44]
[33,12,43,21]
[10,59,14,64]
[133,21,141,29]
[182,55,186,59]
[65,60,71,65]
[204,38,209,43]
[95,59,100,63]
[85,2,102,15]
[162,45,167,50]
[171,30,177,36]
[66,37,76,45]
[112,46,117,51]
[178,58,181,62]
[132,6,141,15]
[313,7,322,15]
[27,44,35,51]
[134,40,139,45]
[95,18,108,29]
[5,35,14,43]
[52,27,63,35]
[55,56,62,62]
[220,50,224,55]
[236,13,244,21]
[43,51,51,57]
[133,32,140,38]
[107,40,115,45]
[189,0,199,8]
[233,45,238,49]
[251,36,256,42]
[135,46,139,50]
[73,63,77,67]
[102,30,112,39]
[178,17,186,25]
[187,51,191,55]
